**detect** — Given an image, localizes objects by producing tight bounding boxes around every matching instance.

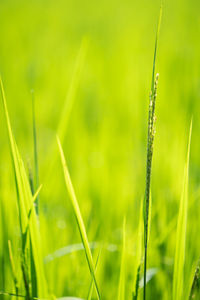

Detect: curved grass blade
[172,120,192,300]
[57,137,100,300]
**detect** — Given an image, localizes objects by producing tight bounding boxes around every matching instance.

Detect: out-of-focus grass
[0,0,200,299]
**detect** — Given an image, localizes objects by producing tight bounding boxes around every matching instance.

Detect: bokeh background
[0,0,200,299]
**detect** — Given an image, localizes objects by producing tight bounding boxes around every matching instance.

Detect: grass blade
[57,136,100,300]
[143,5,162,300]
[172,120,192,300]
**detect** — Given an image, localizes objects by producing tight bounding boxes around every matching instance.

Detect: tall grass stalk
[143,6,162,299]
[143,73,159,300]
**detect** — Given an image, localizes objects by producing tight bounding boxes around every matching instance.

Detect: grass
[143,5,162,297]
[0,78,47,298]
[0,0,200,299]
[57,136,100,299]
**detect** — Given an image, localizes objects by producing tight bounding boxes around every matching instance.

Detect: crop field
[0,0,200,299]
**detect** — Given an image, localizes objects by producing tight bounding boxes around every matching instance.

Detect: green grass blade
[172,120,192,300]
[143,72,159,299]
[117,218,126,300]
[143,6,162,299]
[57,136,100,300]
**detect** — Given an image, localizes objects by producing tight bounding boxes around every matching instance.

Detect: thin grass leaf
[117,218,126,300]
[57,136,100,300]
[172,120,193,300]
[143,5,162,299]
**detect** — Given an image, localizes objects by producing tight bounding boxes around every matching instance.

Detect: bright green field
[0,0,200,299]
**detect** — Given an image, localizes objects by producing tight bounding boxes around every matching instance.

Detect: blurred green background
[0,0,200,299]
